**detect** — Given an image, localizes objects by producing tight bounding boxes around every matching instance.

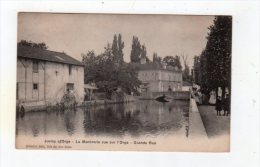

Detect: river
[16,100,190,138]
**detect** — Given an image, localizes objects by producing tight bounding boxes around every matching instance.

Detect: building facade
[136,57,182,93]
[17,45,84,108]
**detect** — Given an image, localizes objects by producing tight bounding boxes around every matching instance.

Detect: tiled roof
[17,45,84,66]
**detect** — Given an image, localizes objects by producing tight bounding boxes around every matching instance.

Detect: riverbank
[188,98,208,139]
[17,94,136,113]
[198,105,230,138]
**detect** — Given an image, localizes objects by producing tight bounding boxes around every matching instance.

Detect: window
[33,60,39,73]
[67,83,74,91]
[33,83,38,90]
[69,65,72,75]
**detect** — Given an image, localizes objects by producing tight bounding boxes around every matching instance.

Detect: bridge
[139,91,190,100]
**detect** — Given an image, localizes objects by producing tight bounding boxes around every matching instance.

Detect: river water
[16,100,190,138]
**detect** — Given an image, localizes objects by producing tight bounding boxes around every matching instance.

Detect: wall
[17,58,84,107]
[138,69,182,92]
[45,62,84,105]
[17,59,45,103]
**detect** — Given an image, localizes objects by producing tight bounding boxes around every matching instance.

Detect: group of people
[192,86,231,117]
[215,94,230,116]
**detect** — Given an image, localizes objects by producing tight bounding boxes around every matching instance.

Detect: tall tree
[193,55,201,85]
[82,37,140,98]
[111,35,118,58]
[153,52,162,65]
[140,44,150,62]
[117,34,124,63]
[197,16,232,96]
[181,54,192,82]
[130,36,141,63]
[111,34,124,64]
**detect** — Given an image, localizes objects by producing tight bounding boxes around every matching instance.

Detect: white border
[1,1,259,167]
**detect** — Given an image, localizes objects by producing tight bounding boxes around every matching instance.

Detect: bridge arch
[153,92,174,100]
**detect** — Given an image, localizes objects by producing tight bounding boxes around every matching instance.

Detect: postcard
[16,13,231,152]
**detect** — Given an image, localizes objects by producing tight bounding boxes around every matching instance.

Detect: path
[198,105,230,138]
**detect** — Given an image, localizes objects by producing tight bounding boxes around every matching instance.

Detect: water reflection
[16,100,190,138]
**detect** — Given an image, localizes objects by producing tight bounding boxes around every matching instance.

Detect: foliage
[18,40,48,50]
[182,64,192,82]
[82,35,141,98]
[140,44,151,62]
[163,55,182,70]
[152,52,162,65]
[194,16,232,95]
[130,36,142,63]
[193,55,201,85]
[112,34,124,64]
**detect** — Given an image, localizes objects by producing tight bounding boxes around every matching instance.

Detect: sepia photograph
[15,13,232,152]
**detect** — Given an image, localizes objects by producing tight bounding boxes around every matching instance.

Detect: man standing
[223,94,230,116]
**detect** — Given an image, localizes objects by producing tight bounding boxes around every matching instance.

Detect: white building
[133,57,183,93]
[17,45,84,109]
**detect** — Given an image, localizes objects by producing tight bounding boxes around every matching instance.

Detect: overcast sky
[18,13,214,68]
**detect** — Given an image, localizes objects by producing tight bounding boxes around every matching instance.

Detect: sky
[18,13,214,68]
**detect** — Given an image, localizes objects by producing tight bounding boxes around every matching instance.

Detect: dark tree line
[18,40,48,50]
[193,16,232,97]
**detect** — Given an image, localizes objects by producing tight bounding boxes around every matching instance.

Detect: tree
[193,55,201,85]
[197,16,232,97]
[181,54,192,82]
[18,40,48,50]
[152,52,162,65]
[111,34,124,64]
[111,35,118,58]
[82,36,141,98]
[117,34,124,63]
[130,36,141,63]
[163,55,182,70]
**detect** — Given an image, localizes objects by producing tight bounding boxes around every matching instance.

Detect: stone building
[16,45,84,109]
[134,56,182,93]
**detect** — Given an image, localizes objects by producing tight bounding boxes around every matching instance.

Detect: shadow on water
[16,100,190,138]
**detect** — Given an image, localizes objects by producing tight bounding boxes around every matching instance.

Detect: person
[209,90,216,105]
[197,90,202,105]
[20,103,25,118]
[215,96,222,116]
[168,86,172,92]
[223,94,230,116]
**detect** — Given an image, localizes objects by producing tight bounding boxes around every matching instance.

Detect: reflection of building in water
[124,102,137,117]
[131,56,182,93]
[133,100,183,127]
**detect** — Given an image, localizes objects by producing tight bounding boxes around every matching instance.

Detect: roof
[17,45,84,66]
[130,62,182,72]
